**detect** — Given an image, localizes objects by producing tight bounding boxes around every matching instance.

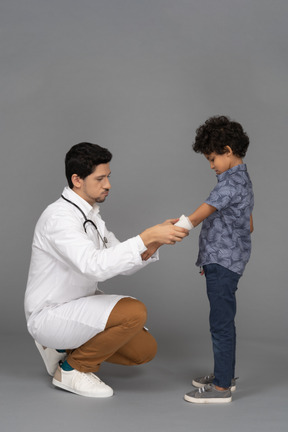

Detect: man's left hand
[141,242,161,261]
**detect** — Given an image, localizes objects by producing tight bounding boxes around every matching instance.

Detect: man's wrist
[135,235,147,254]
[139,227,157,247]
[139,229,151,248]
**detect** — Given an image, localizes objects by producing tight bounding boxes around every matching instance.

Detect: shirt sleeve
[41,211,158,282]
[120,235,159,276]
[99,220,159,275]
[205,181,237,212]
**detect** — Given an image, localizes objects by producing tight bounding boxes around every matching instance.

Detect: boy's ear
[224,145,233,156]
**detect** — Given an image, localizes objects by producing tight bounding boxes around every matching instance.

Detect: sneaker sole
[52,378,114,398]
[184,394,232,404]
[192,380,236,392]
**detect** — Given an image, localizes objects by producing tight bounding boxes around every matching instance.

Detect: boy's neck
[229,155,243,169]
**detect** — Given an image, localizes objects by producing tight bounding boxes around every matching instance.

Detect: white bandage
[174,214,194,230]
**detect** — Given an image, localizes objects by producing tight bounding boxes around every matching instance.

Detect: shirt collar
[216,163,247,181]
[61,186,100,216]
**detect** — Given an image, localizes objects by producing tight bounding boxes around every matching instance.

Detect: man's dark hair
[65,142,112,188]
[193,116,249,158]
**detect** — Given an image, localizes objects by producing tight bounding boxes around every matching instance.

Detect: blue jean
[203,264,241,388]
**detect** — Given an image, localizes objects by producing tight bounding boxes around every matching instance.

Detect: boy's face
[204,152,232,175]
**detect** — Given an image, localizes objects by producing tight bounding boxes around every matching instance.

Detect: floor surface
[1,334,287,432]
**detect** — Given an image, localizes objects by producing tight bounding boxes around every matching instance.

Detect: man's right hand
[140,218,189,249]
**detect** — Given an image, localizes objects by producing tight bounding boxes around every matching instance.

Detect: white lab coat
[24,187,158,349]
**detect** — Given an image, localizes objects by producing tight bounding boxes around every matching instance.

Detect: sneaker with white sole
[184,383,232,404]
[192,373,237,392]
[52,365,114,398]
[35,341,66,376]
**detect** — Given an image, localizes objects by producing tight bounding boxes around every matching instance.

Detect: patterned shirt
[196,164,254,275]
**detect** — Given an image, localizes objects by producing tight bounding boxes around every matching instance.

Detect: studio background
[0,1,287,431]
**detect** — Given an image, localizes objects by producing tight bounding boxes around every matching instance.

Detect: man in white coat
[24,142,188,398]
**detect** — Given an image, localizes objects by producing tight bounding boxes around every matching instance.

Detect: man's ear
[71,174,83,189]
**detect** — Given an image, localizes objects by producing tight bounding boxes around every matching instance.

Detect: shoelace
[76,370,104,385]
[198,384,212,394]
[204,374,214,380]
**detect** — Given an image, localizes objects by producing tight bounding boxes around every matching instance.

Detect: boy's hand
[174,215,194,230]
[199,267,204,276]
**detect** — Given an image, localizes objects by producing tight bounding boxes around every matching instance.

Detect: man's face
[74,163,111,205]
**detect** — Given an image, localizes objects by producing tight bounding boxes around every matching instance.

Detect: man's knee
[130,330,158,365]
[142,331,157,364]
[107,297,147,330]
[123,298,147,329]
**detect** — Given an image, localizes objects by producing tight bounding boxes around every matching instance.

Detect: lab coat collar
[61,186,100,216]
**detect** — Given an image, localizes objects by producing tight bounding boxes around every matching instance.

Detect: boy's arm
[175,203,217,229]
[187,203,217,227]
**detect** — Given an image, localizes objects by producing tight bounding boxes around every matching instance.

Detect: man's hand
[140,218,189,252]
[141,242,161,261]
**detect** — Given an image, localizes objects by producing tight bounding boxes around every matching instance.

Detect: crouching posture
[24,142,188,398]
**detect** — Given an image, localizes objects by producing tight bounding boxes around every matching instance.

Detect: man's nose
[104,178,111,189]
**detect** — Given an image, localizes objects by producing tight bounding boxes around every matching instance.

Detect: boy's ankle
[214,385,229,391]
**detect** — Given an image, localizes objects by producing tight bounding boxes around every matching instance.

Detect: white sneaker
[35,341,66,376]
[52,365,114,398]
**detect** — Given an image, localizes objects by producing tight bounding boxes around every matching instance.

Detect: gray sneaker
[192,374,237,392]
[184,384,232,404]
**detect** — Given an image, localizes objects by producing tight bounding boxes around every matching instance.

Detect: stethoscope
[61,194,108,248]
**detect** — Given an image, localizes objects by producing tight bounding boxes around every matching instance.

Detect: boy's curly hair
[193,116,249,158]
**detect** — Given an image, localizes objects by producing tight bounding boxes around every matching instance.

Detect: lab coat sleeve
[103,223,159,276]
[42,212,158,282]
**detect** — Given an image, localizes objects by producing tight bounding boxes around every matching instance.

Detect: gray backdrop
[1,0,287,356]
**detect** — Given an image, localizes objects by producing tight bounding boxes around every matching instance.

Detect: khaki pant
[66,298,157,372]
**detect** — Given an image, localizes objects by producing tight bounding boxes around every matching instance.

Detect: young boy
[175,115,254,404]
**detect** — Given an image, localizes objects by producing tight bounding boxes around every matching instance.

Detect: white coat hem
[27,294,131,349]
